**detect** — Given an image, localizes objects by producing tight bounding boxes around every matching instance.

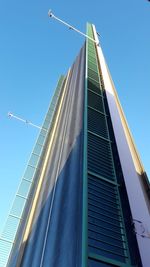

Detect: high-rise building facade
[0,23,150,267]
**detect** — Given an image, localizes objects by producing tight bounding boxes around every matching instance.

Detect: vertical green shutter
[86,24,132,267]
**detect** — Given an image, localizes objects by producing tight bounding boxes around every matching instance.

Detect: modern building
[0,23,150,267]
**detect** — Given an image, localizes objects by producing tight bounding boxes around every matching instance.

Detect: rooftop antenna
[48,10,99,45]
[8,112,46,131]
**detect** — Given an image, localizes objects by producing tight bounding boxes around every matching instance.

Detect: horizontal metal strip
[88,58,97,66]
[88,88,102,97]
[16,194,28,200]
[88,130,111,143]
[88,178,118,194]
[0,237,14,244]
[88,76,99,84]
[88,87,102,96]
[88,69,99,76]
[88,77,100,86]
[88,171,119,186]
[88,108,106,119]
[88,129,108,140]
[88,105,106,116]
[88,104,104,113]
[88,169,115,180]
[88,189,119,204]
[88,69,99,77]
[88,221,124,237]
[88,170,115,182]
[88,58,98,66]
[88,179,118,196]
[88,167,115,181]
[88,235,127,251]
[88,66,99,75]
[9,214,22,220]
[88,55,97,63]
[88,65,98,73]
[22,176,35,183]
[88,253,131,267]
[88,243,127,259]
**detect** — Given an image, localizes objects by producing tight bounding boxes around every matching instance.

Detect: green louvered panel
[88,78,102,95]
[88,48,97,59]
[86,23,131,266]
[88,174,127,263]
[88,62,98,73]
[88,108,108,139]
[88,91,104,113]
[88,133,115,181]
[88,68,99,82]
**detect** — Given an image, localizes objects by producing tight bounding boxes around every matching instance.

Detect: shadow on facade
[8,131,84,267]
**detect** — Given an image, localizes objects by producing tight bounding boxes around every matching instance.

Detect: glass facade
[0,76,65,267]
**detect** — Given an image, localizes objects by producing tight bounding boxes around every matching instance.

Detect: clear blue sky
[0,0,150,235]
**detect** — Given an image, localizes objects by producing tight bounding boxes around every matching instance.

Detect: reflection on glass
[18,179,31,198]
[24,165,35,181]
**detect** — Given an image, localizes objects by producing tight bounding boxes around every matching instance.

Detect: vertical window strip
[0,76,65,267]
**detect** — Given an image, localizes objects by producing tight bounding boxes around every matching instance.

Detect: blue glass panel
[28,153,39,168]
[24,165,35,181]
[11,196,26,218]
[33,143,43,156]
[18,179,31,198]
